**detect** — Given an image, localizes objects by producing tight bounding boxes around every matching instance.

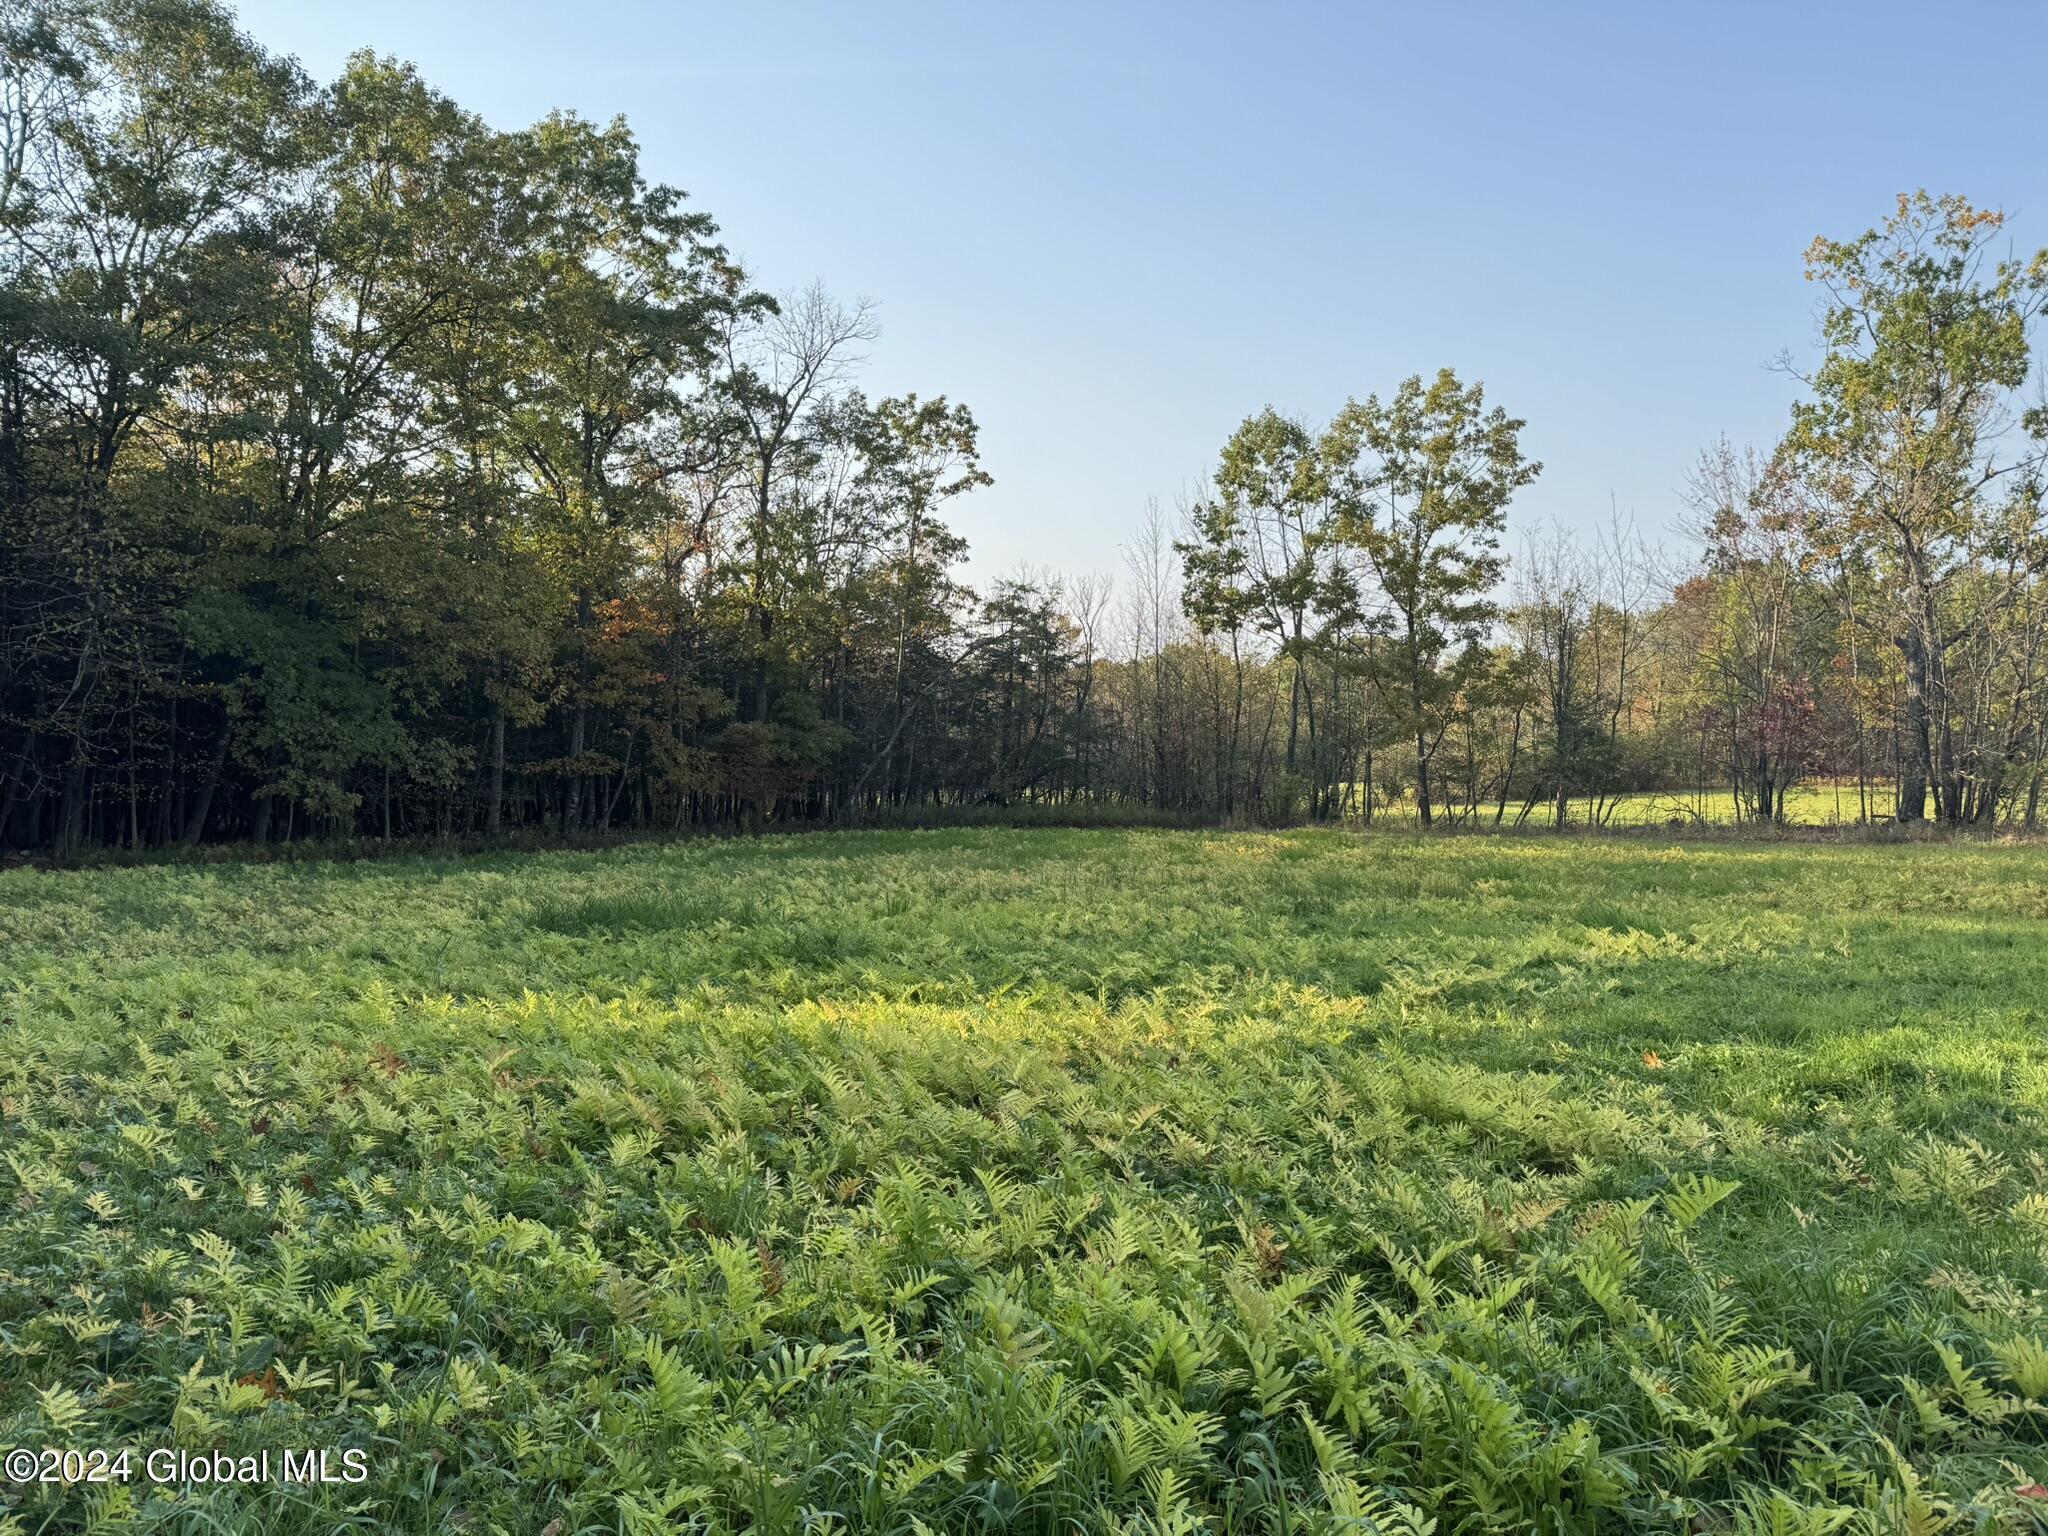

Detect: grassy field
[1364,782,1893,829]
[3,829,2047,1533]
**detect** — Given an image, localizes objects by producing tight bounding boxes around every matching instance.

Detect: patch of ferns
[1,828,2046,1532]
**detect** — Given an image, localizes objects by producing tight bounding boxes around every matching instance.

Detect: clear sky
[235,0,2046,585]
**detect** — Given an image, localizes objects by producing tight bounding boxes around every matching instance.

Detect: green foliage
[9,3,2048,857]
[3,828,2048,1531]
[1779,192,2048,825]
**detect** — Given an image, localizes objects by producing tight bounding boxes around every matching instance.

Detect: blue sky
[236,1,2047,585]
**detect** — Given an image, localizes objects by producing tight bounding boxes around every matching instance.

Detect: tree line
[5,2,2047,855]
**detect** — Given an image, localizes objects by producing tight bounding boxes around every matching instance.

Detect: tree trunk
[1497,708,1522,827]
[1896,629,1930,821]
[563,704,586,830]
[56,760,87,856]
[183,724,230,845]
[487,709,506,835]
[1284,631,1302,773]
[1414,729,1433,828]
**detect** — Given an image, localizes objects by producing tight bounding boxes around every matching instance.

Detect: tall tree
[856,392,987,803]
[1782,192,2048,821]
[718,282,875,727]
[1334,369,1538,826]
[1186,409,1360,809]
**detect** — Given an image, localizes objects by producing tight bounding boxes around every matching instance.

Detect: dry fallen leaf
[236,1365,285,1401]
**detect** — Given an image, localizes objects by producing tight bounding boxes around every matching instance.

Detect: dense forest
[5,0,2048,855]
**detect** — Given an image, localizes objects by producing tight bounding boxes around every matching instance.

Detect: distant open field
[3,829,2046,1532]
[1362,781,1897,829]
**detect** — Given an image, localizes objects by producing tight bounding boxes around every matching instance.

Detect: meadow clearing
[1345,783,1897,831]
[2,827,2047,1533]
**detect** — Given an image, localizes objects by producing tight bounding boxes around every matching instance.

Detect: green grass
[1364,781,1892,828]
[2,828,2046,1533]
